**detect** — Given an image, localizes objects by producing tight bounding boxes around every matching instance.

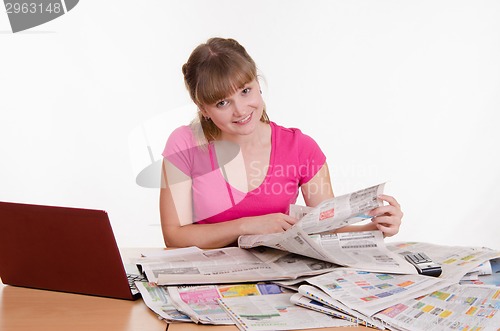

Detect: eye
[216,100,229,108]
[242,87,251,94]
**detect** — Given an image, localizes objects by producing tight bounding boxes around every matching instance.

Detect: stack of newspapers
[134,183,500,331]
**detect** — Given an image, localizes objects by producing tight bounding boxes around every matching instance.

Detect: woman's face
[201,79,264,139]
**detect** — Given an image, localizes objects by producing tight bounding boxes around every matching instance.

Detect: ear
[198,107,211,121]
[198,106,208,116]
[256,81,263,94]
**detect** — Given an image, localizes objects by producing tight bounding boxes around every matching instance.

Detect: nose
[232,98,246,117]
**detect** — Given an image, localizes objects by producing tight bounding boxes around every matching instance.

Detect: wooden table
[0,280,167,331]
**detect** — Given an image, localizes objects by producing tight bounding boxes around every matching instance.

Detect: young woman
[160,37,402,248]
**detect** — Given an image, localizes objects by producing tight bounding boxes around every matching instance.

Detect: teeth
[236,114,251,123]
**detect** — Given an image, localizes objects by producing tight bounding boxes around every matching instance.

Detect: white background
[1,0,499,249]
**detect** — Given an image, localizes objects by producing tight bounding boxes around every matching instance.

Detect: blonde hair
[182,38,269,142]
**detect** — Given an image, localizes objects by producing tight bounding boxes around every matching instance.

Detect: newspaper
[237,183,417,275]
[166,283,289,325]
[301,267,451,316]
[292,243,500,330]
[141,246,338,286]
[290,292,383,329]
[460,258,500,286]
[373,283,500,330]
[312,230,416,273]
[460,260,493,283]
[297,284,387,329]
[387,241,500,283]
[217,292,355,331]
[134,281,191,322]
[239,183,385,246]
[272,277,310,291]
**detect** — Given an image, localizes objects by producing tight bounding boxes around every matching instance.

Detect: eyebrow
[238,82,251,89]
[221,83,251,100]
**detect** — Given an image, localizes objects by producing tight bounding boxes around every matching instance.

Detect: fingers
[281,221,293,231]
[281,214,298,225]
[261,214,297,233]
[375,223,398,237]
[372,215,399,228]
[368,194,403,218]
[278,214,297,231]
[371,213,401,235]
[377,194,401,208]
[369,205,403,218]
[369,195,403,237]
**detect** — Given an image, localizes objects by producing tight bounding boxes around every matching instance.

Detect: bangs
[194,55,256,106]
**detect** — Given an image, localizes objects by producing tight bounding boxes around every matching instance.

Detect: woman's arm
[301,163,334,207]
[159,159,297,248]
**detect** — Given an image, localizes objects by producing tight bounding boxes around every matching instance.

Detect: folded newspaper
[238,183,417,275]
[141,246,339,286]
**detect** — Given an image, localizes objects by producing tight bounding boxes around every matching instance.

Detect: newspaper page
[292,183,386,234]
[240,228,416,274]
[290,293,381,328]
[297,284,387,329]
[272,277,310,291]
[167,283,290,325]
[131,246,204,272]
[303,267,451,316]
[460,258,500,286]
[460,260,493,283]
[237,184,418,274]
[239,183,385,247]
[373,283,500,331]
[217,292,355,331]
[388,241,500,282]
[311,231,417,274]
[141,246,337,285]
[135,281,191,322]
[141,247,267,283]
[239,224,339,262]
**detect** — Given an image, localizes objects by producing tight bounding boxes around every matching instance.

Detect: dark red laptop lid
[0,201,135,300]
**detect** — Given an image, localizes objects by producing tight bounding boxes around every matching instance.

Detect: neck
[220,121,270,148]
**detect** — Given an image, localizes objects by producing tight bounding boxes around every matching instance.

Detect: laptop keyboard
[127,273,148,295]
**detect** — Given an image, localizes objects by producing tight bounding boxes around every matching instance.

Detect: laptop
[0,201,145,300]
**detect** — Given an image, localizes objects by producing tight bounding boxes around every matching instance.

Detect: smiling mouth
[233,112,252,124]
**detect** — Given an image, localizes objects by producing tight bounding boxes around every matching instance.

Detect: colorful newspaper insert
[135,282,191,322]
[374,284,500,330]
[305,268,449,316]
[217,292,355,331]
[167,283,287,325]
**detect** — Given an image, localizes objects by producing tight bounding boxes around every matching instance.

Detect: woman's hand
[368,194,403,237]
[239,213,298,235]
